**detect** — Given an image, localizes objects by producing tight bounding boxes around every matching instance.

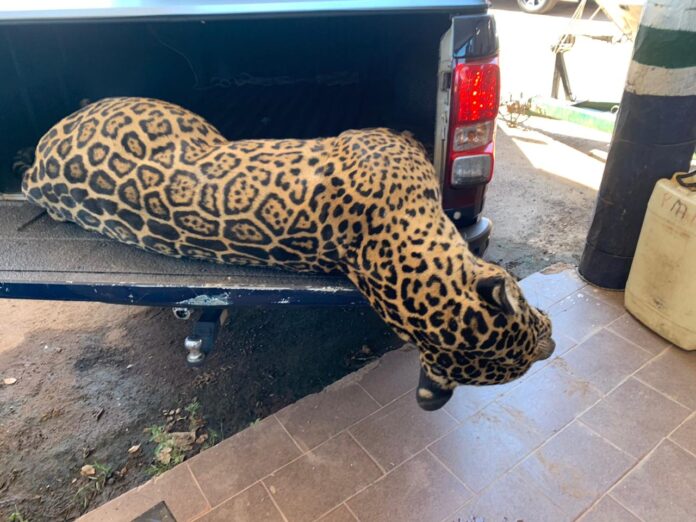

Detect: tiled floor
[80,266,696,522]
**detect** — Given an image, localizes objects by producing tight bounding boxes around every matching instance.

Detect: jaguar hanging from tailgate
[22,97,554,410]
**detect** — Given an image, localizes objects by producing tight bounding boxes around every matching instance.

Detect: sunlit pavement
[482,1,635,277]
[492,0,634,102]
[499,116,609,191]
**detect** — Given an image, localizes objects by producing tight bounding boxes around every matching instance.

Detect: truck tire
[516,0,561,14]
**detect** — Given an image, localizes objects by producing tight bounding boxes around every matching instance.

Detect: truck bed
[0,3,488,307]
[0,201,361,307]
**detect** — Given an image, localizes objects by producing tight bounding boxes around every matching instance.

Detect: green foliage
[74,462,113,510]
[7,506,27,522]
[146,425,186,476]
[184,399,201,417]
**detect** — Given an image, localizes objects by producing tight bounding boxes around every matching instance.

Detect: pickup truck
[0,0,499,361]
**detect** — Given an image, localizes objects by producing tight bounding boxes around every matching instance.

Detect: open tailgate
[0,202,361,306]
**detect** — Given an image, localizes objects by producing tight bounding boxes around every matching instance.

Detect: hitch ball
[185,336,205,365]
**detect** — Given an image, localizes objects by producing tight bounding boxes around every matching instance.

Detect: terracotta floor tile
[521,333,579,380]
[430,402,543,492]
[518,265,586,303]
[608,313,671,355]
[455,468,567,522]
[561,329,652,393]
[670,414,696,455]
[347,452,471,522]
[578,497,640,522]
[518,422,634,519]
[195,483,283,522]
[581,378,690,457]
[356,345,420,405]
[636,347,696,408]
[349,393,457,470]
[79,464,208,522]
[518,285,556,310]
[188,416,301,506]
[613,440,696,520]
[499,361,601,437]
[549,291,624,343]
[583,286,625,310]
[264,432,382,522]
[132,503,176,522]
[443,380,519,422]
[444,334,578,423]
[550,333,577,357]
[316,505,358,522]
[275,382,379,451]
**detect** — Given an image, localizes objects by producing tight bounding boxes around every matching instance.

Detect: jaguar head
[416,270,554,411]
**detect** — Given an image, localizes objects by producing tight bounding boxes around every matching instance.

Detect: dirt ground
[0,300,399,520]
[484,116,606,278]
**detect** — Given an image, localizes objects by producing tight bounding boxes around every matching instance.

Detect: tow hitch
[172,308,230,366]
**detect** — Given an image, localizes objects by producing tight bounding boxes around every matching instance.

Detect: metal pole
[579,0,696,289]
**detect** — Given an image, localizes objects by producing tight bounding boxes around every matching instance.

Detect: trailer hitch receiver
[182,309,229,366]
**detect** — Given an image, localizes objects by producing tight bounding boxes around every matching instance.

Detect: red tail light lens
[444,58,500,203]
[453,62,500,124]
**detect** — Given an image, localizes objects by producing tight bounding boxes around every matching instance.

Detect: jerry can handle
[674,170,696,191]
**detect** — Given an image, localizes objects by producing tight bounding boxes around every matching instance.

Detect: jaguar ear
[476,276,519,315]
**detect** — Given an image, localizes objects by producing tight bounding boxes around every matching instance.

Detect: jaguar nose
[536,337,556,361]
[416,367,453,411]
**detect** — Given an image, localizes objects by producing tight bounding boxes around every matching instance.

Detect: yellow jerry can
[625,171,696,351]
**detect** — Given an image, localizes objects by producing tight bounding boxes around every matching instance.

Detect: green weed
[74,462,112,511]
[7,506,27,522]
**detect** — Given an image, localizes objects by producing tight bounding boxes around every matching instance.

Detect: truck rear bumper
[463,217,492,257]
[445,211,492,257]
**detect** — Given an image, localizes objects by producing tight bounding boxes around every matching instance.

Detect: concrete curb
[530,97,616,134]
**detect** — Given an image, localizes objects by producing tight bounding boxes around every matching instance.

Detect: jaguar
[22,97,554,410]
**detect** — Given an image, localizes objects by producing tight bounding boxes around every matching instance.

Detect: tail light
[443,58,500,209]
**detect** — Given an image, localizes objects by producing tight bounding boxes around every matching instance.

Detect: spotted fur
[23,97,553,391]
